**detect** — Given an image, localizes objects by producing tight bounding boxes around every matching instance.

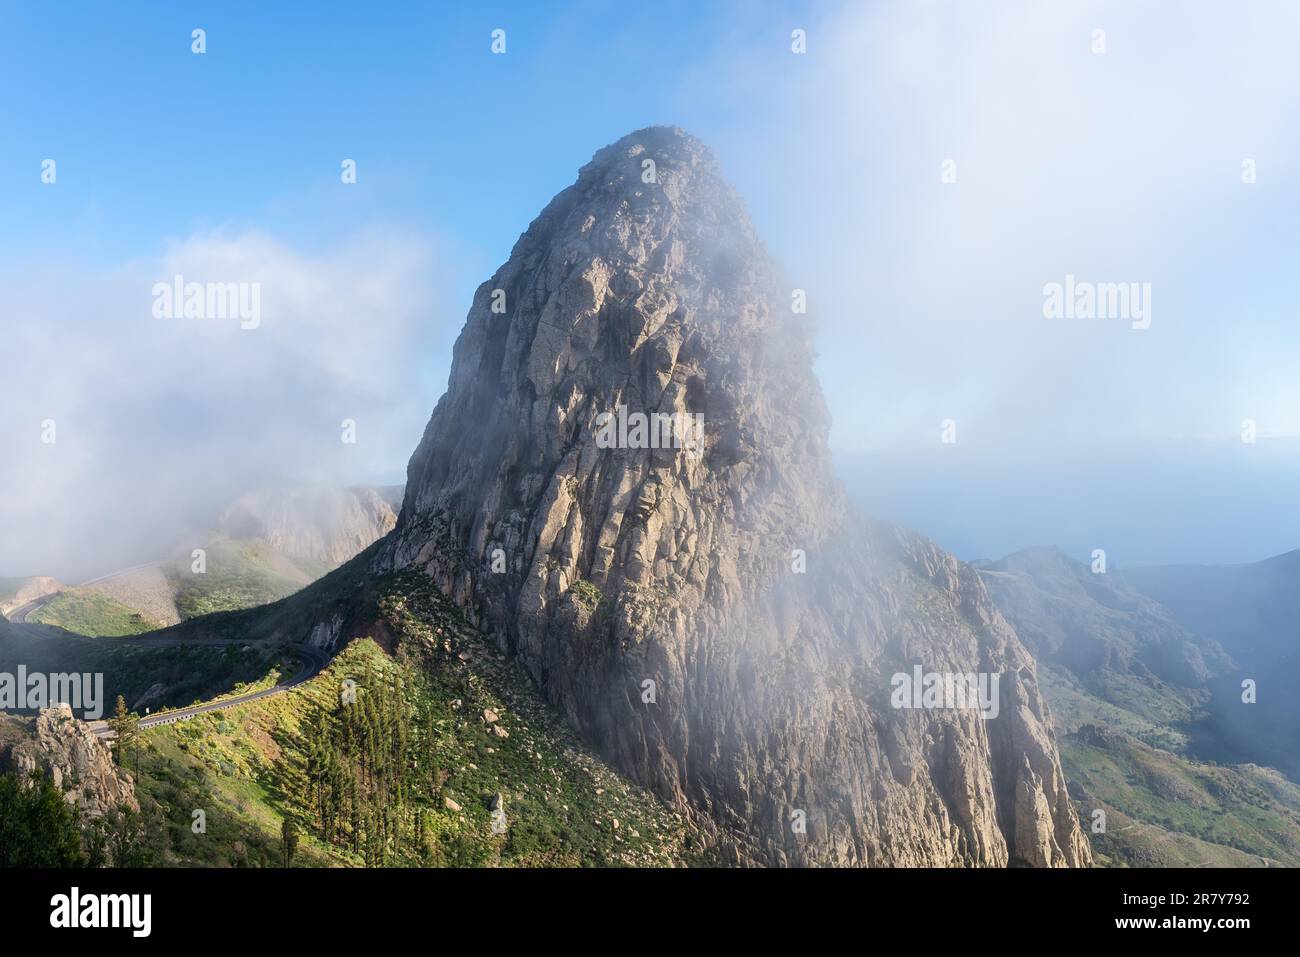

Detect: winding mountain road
[4,590,330,737]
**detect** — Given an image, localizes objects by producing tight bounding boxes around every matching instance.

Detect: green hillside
[1062,725,1300,866]
[127,573,719,867]
[29,589,162,637]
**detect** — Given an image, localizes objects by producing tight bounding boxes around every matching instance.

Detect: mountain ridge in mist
[8,484,401,634]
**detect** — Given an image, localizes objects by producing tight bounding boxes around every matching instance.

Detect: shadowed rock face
[385,126,1089,866]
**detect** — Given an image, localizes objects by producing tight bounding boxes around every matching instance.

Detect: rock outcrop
[3,704,137,820]
[384,126,1089,866]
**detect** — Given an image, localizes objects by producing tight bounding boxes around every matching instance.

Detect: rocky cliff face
[385,127,1089,866]
[3,704,137,820]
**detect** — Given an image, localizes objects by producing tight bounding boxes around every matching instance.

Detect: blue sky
[0,1,749,276]
[4,1,1300,577]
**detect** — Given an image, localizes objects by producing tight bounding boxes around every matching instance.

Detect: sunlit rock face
[4,704,138,821]
[386,126,1089,867]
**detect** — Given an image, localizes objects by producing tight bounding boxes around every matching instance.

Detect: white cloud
[692,0,1300,451]
[0,228,447,579]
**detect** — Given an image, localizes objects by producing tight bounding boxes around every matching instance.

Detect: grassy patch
[570,579,603,610]
[30,589,162,637]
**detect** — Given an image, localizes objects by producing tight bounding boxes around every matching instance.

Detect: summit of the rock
[576,125,720,180]
[561,125,727,203]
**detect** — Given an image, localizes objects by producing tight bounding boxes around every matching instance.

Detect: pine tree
[109,695,139,773]
[281,817,299,867]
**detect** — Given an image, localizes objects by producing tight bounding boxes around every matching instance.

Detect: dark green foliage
[0,631,287,721]
[131,746,280,866]
[281,817,299,867]
[302,660,418,865]
[109,694,140,773]
[0,771,86,866]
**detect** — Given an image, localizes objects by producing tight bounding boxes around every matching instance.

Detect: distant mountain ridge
[976,546,1233,723]
[7,484,402,635]
[1117,551,1300,782]
[977,545,1300,866]
[1118,549,1300,662]
[218,484,403,577]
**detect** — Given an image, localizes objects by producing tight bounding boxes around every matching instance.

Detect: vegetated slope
[29,588,163,636]
[74,564,181,630]
[144,539,391,647]
[381,126,1088,866]
[1062,725,1300,867]
[130,571,716,867]
[977,547,1300,866]
[163,539,313,621]
[1118,551,1300,781]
